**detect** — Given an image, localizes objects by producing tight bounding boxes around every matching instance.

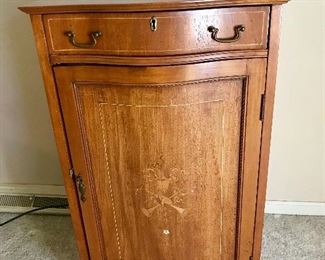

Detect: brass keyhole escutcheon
[75,175,86,202]
[150,16,158,31]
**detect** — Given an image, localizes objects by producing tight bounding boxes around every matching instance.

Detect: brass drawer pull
[64,31,102,48]
[208,25,245,43]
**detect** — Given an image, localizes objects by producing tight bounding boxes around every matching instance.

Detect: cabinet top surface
[19,0,288,14]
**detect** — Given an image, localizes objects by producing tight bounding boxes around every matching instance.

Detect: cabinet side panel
[253,5,282,260]
[29,14,89,260]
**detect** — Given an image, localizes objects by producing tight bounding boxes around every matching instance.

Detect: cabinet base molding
[265,201,325,216]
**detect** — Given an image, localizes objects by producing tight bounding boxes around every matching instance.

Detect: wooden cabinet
[20,1,288,259]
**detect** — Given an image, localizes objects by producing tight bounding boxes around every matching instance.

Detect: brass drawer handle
[64,31,102,48]
[208,25,245,43]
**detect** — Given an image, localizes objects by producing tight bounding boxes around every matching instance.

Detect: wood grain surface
[44,7,269,56]
[253,6,282,259]
[49,49,268,66]
[29,15,90,260]
[54,59,266,259]
[19,0,289,14]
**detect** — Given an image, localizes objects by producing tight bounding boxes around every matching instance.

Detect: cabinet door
[54,59,266,260]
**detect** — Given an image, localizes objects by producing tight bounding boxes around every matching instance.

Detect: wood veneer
[20,0,288,13]
[20,1,288,259]
[44,7,269,56]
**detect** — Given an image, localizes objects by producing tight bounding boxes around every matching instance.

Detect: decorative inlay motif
[136,156,189,218]
[94,77,235,256]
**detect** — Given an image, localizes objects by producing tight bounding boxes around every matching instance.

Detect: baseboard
[0,184,66,196]
[265,200,325,216]
[0,206,69,215]
[0,184,68,215]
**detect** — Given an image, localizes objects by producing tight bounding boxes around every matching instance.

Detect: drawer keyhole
[150,17,158,32]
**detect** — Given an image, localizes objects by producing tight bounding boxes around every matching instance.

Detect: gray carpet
[0,213,324,259]
[0,213,78,260]
[262,214,325,260]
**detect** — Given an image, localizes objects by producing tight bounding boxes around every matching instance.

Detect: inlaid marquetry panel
[74,78,244,260]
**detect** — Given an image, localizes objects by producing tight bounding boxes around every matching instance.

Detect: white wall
[0,1,324,202]
[0,0,62,185]
[267,0,325,203]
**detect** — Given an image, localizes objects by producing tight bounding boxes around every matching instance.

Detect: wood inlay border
[99,99,224,108]
[99,92,227,259]
[74,75,248,259]
[98,104,122,260]
[46,9,267,53]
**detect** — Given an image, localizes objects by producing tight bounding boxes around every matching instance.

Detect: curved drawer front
[44,6,269,56]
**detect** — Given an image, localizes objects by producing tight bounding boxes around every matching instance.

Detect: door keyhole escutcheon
[150,16,158,31]
[75,175,86,202]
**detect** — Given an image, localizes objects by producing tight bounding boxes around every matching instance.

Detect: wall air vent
[0,194,69,215]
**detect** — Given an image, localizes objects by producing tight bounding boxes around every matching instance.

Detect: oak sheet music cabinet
[20,0,288,259]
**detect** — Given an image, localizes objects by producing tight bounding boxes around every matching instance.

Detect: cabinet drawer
[44,6,269,56]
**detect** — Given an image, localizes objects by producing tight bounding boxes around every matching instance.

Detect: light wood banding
[44,7,269,56]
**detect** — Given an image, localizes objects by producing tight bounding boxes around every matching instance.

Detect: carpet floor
[0,213,324,259]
